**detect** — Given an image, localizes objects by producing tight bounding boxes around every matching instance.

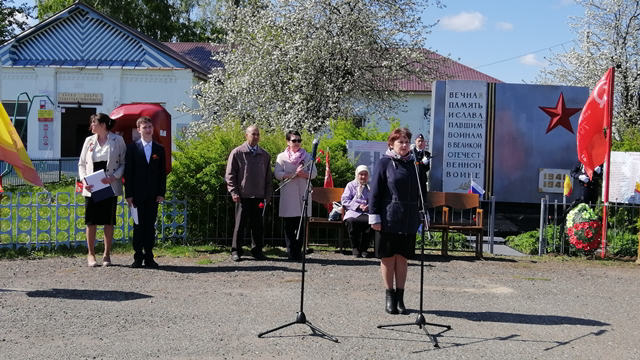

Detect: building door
[60,107,96,157]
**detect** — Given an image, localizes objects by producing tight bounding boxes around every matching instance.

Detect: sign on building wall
[538,168,571,193]
[608,151,640,204]
[38,120,53,150]
[57,92,103,105]
[346,140,388,169]
[442,80,487,193]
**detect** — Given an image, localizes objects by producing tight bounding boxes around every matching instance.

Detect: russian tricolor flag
[468,180,485,198]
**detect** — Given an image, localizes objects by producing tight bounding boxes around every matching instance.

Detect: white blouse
[92,140,110,162]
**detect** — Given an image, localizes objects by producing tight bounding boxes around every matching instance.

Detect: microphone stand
[376,148,451,348]
[258,138,338,343]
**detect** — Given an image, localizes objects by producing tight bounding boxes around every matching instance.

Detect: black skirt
[84,161,117,226]
[374,231,416,259]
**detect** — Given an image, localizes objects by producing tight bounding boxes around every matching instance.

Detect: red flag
[323,148,333,212]
[75,181,84,193]
[576,68,614,179]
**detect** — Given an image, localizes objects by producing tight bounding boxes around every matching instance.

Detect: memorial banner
[442,80,487,193]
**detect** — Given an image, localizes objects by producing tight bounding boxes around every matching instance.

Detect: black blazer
[124,139,167,203]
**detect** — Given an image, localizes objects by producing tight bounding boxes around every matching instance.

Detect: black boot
[385,289,398,314]
[396,288,408,315]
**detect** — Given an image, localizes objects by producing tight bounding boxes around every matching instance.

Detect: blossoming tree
[183,0,447,133]
[537,0,640,132]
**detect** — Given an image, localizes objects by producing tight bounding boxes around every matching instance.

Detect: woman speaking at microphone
[369,128,423,315]
[274,130,317,260]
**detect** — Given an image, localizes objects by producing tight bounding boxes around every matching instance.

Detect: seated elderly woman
[341,165,373,258]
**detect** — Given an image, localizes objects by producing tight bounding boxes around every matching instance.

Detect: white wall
[1,67,201,158]
[369,92,432,138]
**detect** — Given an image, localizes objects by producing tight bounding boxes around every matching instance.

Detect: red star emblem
[539,92,582,134]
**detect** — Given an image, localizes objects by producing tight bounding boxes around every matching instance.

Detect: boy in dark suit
[125,116,167,268]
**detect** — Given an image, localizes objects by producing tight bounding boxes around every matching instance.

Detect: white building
[0,2,209,158]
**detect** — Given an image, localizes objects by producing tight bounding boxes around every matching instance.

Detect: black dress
[84,161,117,225]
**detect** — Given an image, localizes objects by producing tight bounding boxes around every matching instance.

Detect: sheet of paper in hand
[83,169,115,202]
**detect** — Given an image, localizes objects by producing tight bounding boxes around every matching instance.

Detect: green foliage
[2,176,75,194]
[314,118,398,188]
[36,0,221,42]
[607,230,638,257]
[0,0,33,42]
[168,118,395,240]
[417,231,470,251]
[169,118,397,196]
[613,127,640,152]
[506,225,560,255]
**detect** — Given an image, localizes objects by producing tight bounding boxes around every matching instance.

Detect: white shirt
[141,138,152,163]
[92,138,110,162]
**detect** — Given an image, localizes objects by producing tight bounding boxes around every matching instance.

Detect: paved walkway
[1,252,638,359]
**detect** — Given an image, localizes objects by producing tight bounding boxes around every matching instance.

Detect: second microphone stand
[377,149,451,348]
[258,139,338,343]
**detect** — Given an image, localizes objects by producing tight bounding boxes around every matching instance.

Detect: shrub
[313,118,399,187]
[168,119,396,242]
[607,230,638,257]
[417,231,470,250]
[505,225,560,255]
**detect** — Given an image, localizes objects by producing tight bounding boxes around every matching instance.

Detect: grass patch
[196,258,214,265]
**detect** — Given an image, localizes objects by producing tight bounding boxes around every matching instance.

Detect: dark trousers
[231,198,264,256]
[344,213,372,255]
[133,197,159,261]
[570,184,600,208]
[283,217,303,257]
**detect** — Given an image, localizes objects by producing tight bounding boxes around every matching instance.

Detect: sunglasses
[290,139,303,143]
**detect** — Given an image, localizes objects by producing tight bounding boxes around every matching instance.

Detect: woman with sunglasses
[274,130,317,260]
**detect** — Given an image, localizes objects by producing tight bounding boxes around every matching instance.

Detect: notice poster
[607,151,640,204]
[38,115,54,150]
[442,80,487,193]
[346,140,388,169]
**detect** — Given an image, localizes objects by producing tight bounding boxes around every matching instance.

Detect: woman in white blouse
[78,114,126,267]
[274,130,317,260]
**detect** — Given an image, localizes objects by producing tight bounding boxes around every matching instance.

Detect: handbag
[328,202,342,221]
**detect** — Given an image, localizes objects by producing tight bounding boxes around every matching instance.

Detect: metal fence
[539,197,639,256]
[0,191,186,249]
[1,158,80,185]
[0,190,499,253]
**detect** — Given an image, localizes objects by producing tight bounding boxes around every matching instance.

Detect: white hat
[355,165,370,178]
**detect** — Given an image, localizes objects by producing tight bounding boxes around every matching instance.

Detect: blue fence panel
[0,191,187,249]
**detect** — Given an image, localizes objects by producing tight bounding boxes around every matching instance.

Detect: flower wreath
[565,203,602,251]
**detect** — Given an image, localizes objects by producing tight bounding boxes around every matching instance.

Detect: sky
[21,0,583,84]
[420,0,583,84]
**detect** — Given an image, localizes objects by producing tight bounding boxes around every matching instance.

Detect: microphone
[310,138,320,160]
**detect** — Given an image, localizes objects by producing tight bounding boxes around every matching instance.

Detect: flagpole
[601,67,615,258]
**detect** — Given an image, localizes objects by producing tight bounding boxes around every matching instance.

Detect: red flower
[585,229,593,238]
[318,150,325,155]
[316,157,322,163]
[259,202,264,209]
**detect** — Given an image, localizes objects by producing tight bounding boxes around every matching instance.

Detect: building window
[351,115,365,128]
[2,101,29,148]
